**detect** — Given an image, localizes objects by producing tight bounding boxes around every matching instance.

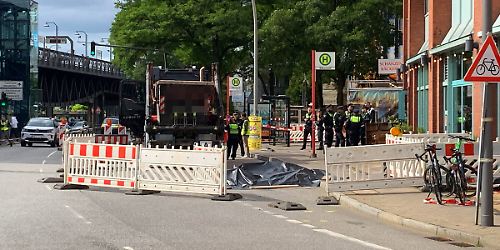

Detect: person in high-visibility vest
[225,116,240,160]
[345,109,363,146]
[0,116,10,141]
[241,113,250,158]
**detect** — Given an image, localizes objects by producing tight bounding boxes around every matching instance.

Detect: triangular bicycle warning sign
[464,35,500,82]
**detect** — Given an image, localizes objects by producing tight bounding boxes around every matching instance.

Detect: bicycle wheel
[476,64,486,75]
[429,167,444,204]
[453,171,466,204]
[491,65,500,75]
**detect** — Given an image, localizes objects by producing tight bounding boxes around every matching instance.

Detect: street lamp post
[44,22,58,52]
[75,31,88,57]
[251,0,258,116]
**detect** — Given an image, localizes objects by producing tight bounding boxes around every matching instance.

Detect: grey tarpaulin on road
[226,159,324,188]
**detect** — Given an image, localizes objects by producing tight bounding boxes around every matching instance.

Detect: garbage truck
[144,65,224,148]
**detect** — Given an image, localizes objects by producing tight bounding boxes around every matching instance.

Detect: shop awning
[493,14,500,34]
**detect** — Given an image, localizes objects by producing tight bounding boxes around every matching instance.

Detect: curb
[330,192,491,247]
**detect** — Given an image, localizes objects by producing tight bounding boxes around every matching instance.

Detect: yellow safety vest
[241,120,250,136]
[350,115,361,123]
[229,123,239,135]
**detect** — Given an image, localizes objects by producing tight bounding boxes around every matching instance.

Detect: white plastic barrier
[386,133,469,144]
[324,143,425,193]
[63,141,139,189]
[138,145,226,195]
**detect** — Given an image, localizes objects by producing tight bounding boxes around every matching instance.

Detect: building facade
[403,0,500,137]
[0,0,37,123]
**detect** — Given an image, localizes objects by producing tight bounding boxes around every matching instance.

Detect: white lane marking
[262,210,273,215]
[301,224,316,229]
[241,203,251,207]
[123,247,134,250]
[47,151,57,158]
[45,185,52,191]
[42,160,46,165]
[286,219,302,224]
[64,205,92,224]
[313,229,392,250]
[273,214,287,219]
[252,207,261,210]
[39,169,43,173]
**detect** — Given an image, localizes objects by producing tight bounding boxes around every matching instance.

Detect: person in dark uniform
[316,110,324,150]
[344,104,354,146]
[225,116,240,160]
[323,107,334,148]
[300,107,313,150]
[234,112,245,157]
[345,109,363,146]
[333,106,346,147]
[360,107,371,145]
[365,102,376,123]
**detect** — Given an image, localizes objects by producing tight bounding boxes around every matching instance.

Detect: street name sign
[315,52,335,70]
[0,81,23,101]
[464,35,500,82]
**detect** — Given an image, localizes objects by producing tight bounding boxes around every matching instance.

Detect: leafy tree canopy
[111,0,402,105]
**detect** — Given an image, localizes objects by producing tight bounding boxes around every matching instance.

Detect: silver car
[21,118,60,147]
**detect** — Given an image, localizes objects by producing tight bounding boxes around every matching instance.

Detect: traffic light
[0,92,7,107]
[90,41,96,56]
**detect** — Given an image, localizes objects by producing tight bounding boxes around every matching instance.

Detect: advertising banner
[248,115,262,151]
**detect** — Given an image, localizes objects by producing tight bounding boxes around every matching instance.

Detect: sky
[36,0,119,60]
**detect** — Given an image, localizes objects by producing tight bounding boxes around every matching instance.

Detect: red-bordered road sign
[464,35,500,82]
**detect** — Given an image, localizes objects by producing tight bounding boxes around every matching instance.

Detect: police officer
[345,109,363,146]
[323,107,334,148]
[300,107,313,150]
[225,116,240,160]
[234,112,245,157]
[344,104,354,146]
[360,107,371,145]
[333,106,346,147]
[316,110,324,150]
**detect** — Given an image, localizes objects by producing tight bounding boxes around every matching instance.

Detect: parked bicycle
[442,135,476,203]
[416,144,445,204]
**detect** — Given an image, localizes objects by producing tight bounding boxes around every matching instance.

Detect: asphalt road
[0,144,476,250]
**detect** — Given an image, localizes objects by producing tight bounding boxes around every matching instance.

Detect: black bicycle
[416,144,444,204]
[442,135,476,203]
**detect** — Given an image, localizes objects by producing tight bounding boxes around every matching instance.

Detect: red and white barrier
[63,141,139,190]
[94,134,129,145]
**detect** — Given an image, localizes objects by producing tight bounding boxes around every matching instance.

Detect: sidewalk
[255,144,500,248]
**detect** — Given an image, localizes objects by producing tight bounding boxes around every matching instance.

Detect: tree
[259,0,402,105]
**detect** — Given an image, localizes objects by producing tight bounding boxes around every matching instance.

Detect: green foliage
[70,104,88,112]
[111,0,402,106]
[417,127,426,134]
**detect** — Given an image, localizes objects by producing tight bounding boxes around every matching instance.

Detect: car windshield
[27,119,54,127]
[102,118,119,125]
[72,121,86,128]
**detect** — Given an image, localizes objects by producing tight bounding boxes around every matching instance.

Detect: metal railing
[38,48,124,78]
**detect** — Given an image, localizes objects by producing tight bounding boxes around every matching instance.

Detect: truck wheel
[21,141,26,147]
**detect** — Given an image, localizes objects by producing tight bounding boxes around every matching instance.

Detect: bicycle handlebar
[448,135,475,142]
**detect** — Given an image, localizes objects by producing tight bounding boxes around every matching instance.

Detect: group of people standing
[301,103,376,150]
[225,112,250,160]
